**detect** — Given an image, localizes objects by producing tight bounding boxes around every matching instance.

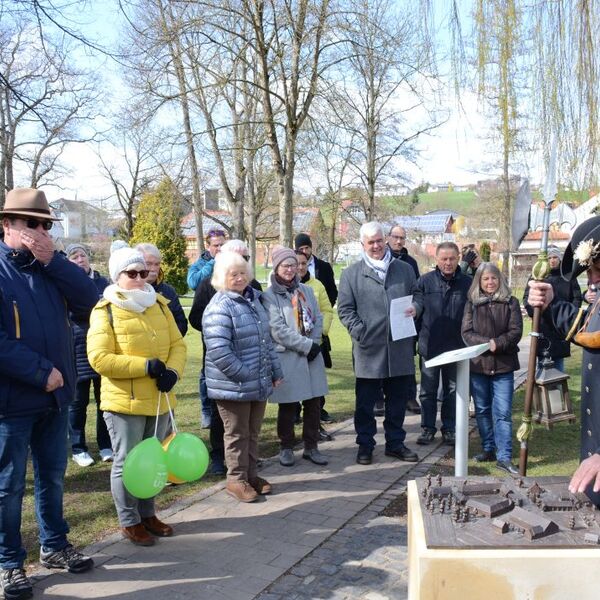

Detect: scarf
[362,247,392,280]
[270,272,314,335]
[103,283,157,313]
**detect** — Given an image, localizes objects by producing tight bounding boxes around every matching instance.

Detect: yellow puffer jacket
[87,295,187,416]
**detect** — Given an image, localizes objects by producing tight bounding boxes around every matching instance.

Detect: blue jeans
[419,359,456,433]
[199,369,212,426]
[0,409,70,568]
[69,378,112,454]
[354,376,409,450]
[471,372,514,462]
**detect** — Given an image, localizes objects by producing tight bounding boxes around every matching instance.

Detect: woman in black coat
[462,263,523,475]
[66,243,111,467]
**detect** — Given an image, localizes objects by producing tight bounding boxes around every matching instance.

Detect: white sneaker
[72,452,94,467]
[99,449,113,463]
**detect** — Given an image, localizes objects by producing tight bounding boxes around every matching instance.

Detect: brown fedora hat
[0,188,60,221]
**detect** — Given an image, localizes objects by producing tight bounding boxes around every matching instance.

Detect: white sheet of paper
[390,295,416,341]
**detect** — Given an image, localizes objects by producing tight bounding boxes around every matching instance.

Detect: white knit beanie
[110,239,129,254]
[108,247,146,283]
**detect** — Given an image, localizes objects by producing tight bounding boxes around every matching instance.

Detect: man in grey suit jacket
[338,222,423,465]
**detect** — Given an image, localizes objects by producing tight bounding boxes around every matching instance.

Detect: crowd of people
[2,185,599,600]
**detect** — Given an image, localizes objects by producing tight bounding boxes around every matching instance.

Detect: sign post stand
[424,343,490,477]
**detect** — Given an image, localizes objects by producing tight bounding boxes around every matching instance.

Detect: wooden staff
[517,138,557,476]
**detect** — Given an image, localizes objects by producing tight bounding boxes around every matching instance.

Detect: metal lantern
[533,350,576,429]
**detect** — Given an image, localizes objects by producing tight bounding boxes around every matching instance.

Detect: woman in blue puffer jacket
[202,251,283,503]
[65,243,111,467]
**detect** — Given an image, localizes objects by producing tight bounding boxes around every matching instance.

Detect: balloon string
[154,392,162,438]
[164,392,177,434]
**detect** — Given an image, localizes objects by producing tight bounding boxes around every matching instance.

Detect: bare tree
[96,121,159,240]
[0,17,101,206]
[118,0,207,250]
[329,0,443,220]
[300,98,356,263]
[238,0,334,246]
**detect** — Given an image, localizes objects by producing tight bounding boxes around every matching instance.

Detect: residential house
[49,198,109,241]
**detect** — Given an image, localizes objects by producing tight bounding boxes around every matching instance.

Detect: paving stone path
[32,338,530,600]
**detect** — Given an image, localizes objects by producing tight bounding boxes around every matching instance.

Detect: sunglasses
[122,270,149,279]
[25,218,53,231]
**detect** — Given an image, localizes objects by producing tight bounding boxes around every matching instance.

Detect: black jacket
[415,267,472,360]
[390,246,420,279]
[153,279,188,337]
[313,255,337,307]
[189,276,263,368]
[523,267,582,358]
[71,270,109,381]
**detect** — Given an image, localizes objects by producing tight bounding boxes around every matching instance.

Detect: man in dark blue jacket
[387,225,421,414]
[415,242,472,447]
[0,188,98,600]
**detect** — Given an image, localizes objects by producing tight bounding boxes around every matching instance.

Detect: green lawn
[414,191,477,214]
[19,307,583,562]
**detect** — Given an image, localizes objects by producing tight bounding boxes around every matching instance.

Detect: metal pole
[454,360,470,477]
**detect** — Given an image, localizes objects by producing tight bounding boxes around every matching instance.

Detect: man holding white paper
[338,222,423,466]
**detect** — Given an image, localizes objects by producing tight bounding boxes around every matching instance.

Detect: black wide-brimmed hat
[561,215,600,281]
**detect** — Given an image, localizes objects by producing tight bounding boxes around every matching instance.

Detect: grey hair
[360,221,384,241]
[221,239,248,255]
[468,262,512,304]
[134,243,161,260]
[211,250,252,292]
[436,241,459,255]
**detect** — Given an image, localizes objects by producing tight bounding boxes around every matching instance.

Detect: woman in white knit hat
[87,247,186,547]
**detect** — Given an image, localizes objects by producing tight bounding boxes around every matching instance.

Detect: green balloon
[122,437,168,499]
[166,433,209,482]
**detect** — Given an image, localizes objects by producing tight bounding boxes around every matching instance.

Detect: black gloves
[463,249,478,265]
[147,358,166,378]
[156,369,178,392]
[307,342,321,362]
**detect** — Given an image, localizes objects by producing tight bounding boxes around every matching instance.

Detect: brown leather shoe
[141,516,173,537]
[226,480,258,503]
[122,524,155,546]
[249,476,272,495]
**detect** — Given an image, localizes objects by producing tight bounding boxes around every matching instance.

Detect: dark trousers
[419,358,456,433]
[209,398,224,461]
[278,398,320,450]
[69,378,112,454]
[355,376,410,450]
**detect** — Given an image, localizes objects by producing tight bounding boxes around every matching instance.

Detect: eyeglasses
[279,263,298,270]
[25,218,53,231]
[122,270,149,279]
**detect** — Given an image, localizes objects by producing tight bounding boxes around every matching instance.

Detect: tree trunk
[159,1,204,252]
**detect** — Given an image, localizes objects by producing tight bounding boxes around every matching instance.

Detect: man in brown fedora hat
[0,188,99,599]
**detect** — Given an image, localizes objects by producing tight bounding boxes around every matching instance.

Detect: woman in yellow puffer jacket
[87,247,186,547]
